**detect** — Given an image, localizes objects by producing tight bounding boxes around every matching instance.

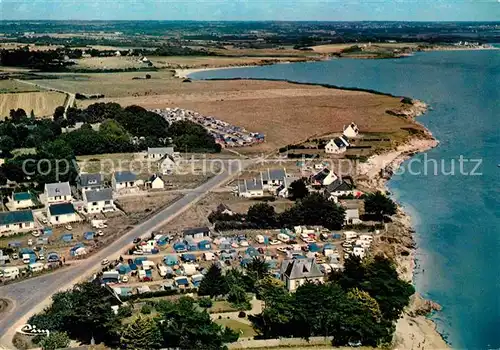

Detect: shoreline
[179,63,449,347]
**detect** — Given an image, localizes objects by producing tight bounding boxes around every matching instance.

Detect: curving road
[0,160,250,349]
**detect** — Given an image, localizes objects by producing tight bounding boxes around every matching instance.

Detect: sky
[1,0,499,21]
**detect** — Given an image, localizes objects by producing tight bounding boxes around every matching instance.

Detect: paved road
[0,160,249,348]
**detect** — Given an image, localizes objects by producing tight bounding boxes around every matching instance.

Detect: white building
[345,208,362,225]
[182,227,211,241]
[159,154,176,175]
[147,147,174,160]
[261,168,287,190]
[343,122,359,138]
[83,188,115,214]
[10,192,35,210]
[44,182,72,205]
[149,174,165,189]
[311,168,338,187]
[325,136,349,154]
[47,203,79,225]
[77,173,104,193]
[0,210,35,235]
[326,178,355,198]
[352,245,366,259]
[280,258,325,292]
[112,171,138,191]
[237,178,264,198]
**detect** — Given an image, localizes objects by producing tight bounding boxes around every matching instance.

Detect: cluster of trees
[28,282,238,350]
[64,103,220,153]
[199,258,270,309]
[210,193,345,231]
[251,256,414,346]
[364,191,397,221]
[0,48,77,71]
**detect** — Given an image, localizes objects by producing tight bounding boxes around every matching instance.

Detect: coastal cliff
[356,101,448,348]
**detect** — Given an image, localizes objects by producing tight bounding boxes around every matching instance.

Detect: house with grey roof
[0,210,35,236]
[325,136,350,154]
[280,258,325,292]
[112,171,138,192]
[261,168,287,189]
[325,178,356,198]
[159,154,176,175]
[237,178,264,198]
[276,176,301,198]
[77,173,104,193]
[147,147,175,160]
[83,188,115,214]
[44,182,72,205]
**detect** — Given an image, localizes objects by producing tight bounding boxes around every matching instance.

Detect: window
[104,200,111,205]
[55,216,59,222]
[92,202,98,206]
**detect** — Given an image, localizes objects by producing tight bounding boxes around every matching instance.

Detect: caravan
[29,262,44,273]
[277,233,290,243]
[2,267,20,280]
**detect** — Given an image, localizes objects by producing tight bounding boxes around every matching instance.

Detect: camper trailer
[2,267,20,280]
[277,233,290,243]
[29,262,44,273]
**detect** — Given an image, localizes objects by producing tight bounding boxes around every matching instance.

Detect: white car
[121,275,129,283]
[31,230,41,237]
[38,252,45,261]
[277,247,288,254]
[65,225,73,230]
[269,239,280,245]
[27,239,33,246]
[239,240,249,247]
[97,230,104,236]
[101,259,110,265]
[41,218,48,225]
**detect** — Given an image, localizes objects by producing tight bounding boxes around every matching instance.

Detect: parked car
[133,237,142,244]
[11,253,18,260]
[41,218,48,225]
[31,230,41,237]
[65,225,73,230]
[269,239,280,245]
[257,247,265,254]
[121,275,129,283]
[97,230,104,236]
[101,259,110,265]
[27,239,33,246]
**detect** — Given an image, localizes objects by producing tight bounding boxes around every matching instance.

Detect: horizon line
[1,19,499,23]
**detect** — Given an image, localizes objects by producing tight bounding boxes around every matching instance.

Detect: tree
[198,264,228,297]
[0,136,16,154]
[39,139,74,159]
[39,331,70,350]
[53,106,65,122]
[30,109,36,119]
[289,178,309,200]
[280,193,345,230]
[120,315,162,350]
[9,108,27,123]
[247,203,277,228]
[245,257,270,280]
[28,282,121,345]
[156,297,238,349]
[364,191,397,220]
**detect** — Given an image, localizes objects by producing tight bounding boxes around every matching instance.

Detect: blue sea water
[191,50,500,349]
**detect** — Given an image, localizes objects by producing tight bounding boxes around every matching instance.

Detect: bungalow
[216,204,234,216]
[112,171,138,191]
[148,174,165,189]
[47,203,79,225]
[83,188,115,213]
[261,168,287,190]
[237,178,264,198]
[311,168,338,187]
[280,258,325,292]
[324,136,349,154]
[10,192,35,209]
[77,173,104,193]
[343,122,359,138]
[183,227,211,241]
[325,178,355,198]
[44,182,72,205]
[344,207,362,225]
[277,176,300,198]
[158,154,176,175]
[0,210,35,235]
[147,147,174,160]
